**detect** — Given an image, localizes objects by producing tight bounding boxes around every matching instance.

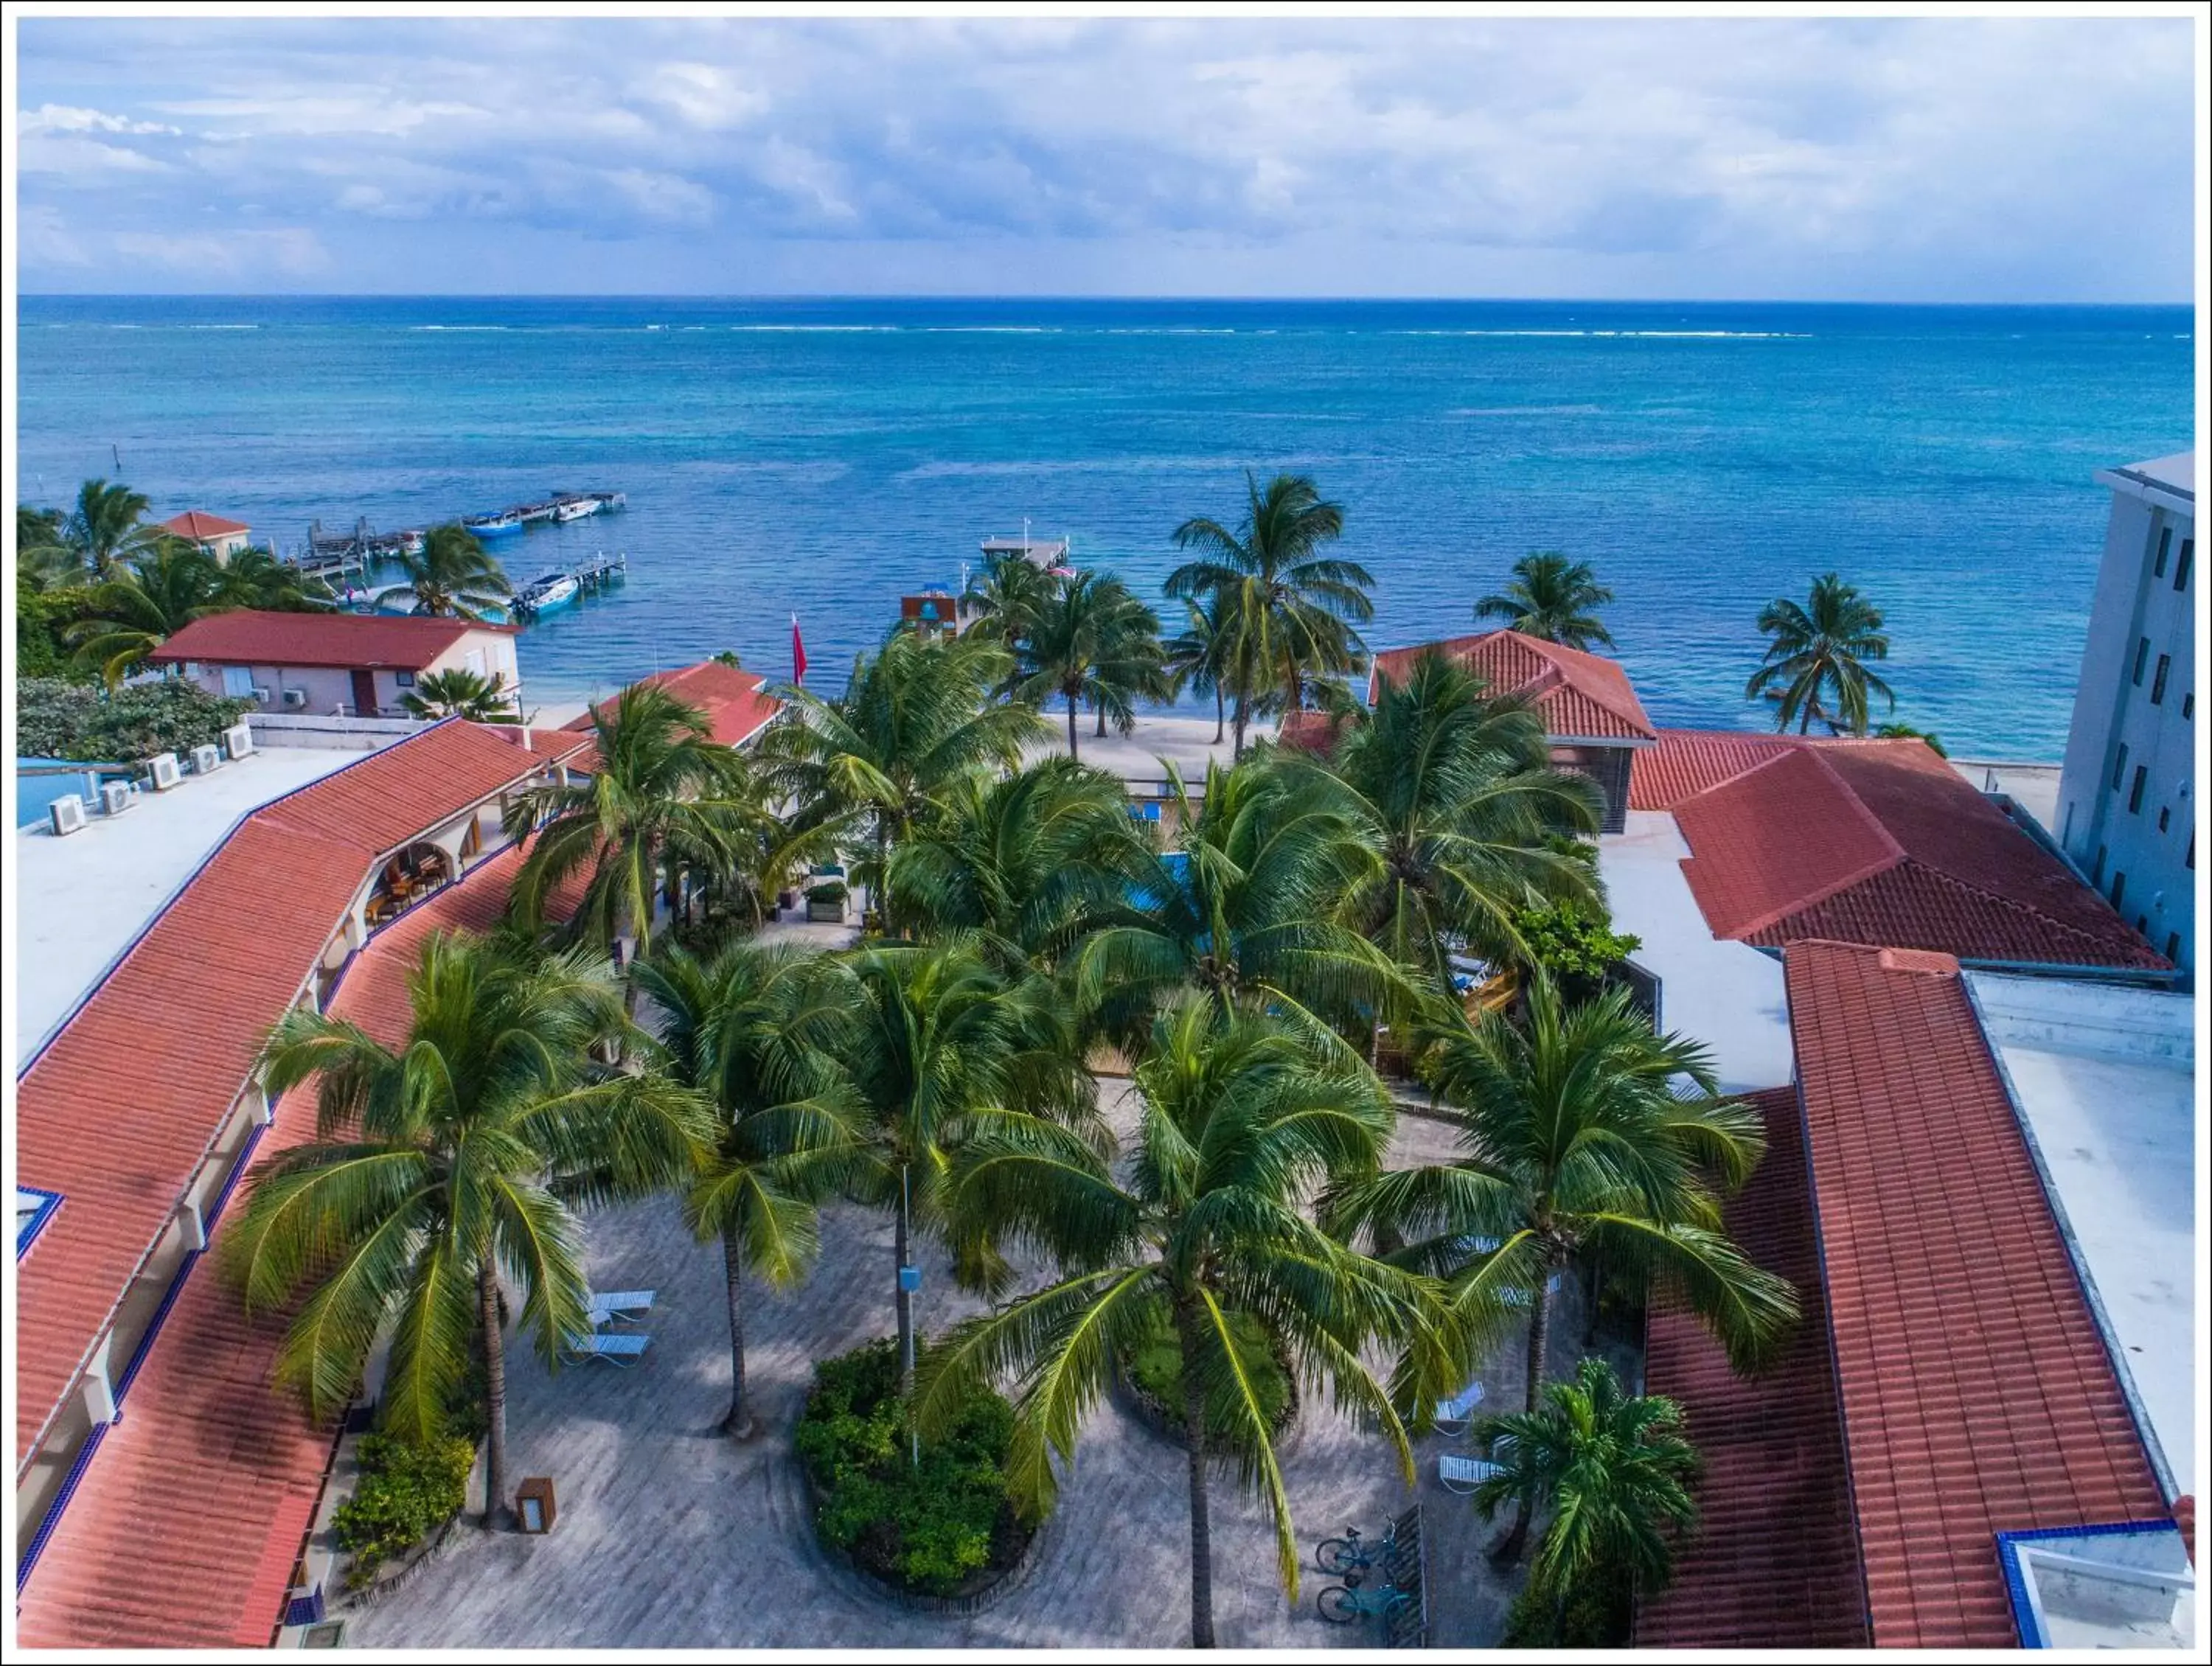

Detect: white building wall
[2056,456,2195,978]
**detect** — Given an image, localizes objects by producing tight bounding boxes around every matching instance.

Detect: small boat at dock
[512,571,581,616]
[553,497,598,523]
[465,509,524,537]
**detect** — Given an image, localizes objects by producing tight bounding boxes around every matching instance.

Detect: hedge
[333,1433,476,1584]
[17,676,254,762]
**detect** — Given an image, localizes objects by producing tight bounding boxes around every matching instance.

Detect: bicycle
[1316,1578,1413,1625]
[1314,1520,1400,1577]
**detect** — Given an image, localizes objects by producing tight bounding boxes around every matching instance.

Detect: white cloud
[19,102,179,135]
[111,226,330,278]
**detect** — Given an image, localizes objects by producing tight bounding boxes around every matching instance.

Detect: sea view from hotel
[18,294,2192,754]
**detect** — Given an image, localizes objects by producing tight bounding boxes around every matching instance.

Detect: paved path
[346,1086,1628,1649]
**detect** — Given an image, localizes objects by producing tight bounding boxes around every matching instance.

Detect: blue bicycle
[1316,1578,1413,1625]
[1314,1521,1402,1577]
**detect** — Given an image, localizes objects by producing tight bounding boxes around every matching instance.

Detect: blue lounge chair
[1439,1454,1507,1495]
[564,1331,650,1366]
[1433,1379,1486,1433]
[587,1289,655,1327]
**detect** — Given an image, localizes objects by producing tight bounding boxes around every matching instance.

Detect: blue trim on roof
[1994,1520,2187,1648]
[16,1186,63,1259]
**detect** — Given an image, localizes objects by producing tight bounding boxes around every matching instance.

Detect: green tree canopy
[1474,551,1617,651]
[1745,572,1895,735]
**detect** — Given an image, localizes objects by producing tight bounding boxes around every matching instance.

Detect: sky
[13,13,2199,300]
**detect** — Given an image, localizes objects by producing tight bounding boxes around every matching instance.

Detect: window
[395,670,417,689]
[2132,637,2149,685]
[2187,693,2197,722]
[221,666,255,698]
[2135,915,2148,935]
[2165,932,2180,963]
[2153,526,2173,576]
[2110,871,2126,910]
[464,647,487,676]
[2152,655,2171,705]
[2128,766,2147,813]
[2177,539,2194,592]
[2190,833,2197,872]
[2112,744,2129,792]
[2092,843,2107,885]
[2158,806,2171,833]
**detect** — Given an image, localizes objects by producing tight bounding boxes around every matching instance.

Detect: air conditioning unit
[252,686,274,706]
[281,688,308,710]
[49,795,87,836]
[100,781,134,816]
[222,722,254,759]
[146,753,183,791]
[191,743,223,775]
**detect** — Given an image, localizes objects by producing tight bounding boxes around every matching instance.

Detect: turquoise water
[15,296,2194,755]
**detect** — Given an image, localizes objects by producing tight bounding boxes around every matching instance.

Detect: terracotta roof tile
[159,509,251,540]
[1783,941,2172,1648]
[1367,630,1656,742]
[148,609,515,672]
[561,659,781,749]
[1636,1087,1868,1648]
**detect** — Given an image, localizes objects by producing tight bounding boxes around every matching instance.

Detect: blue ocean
[14,296,2194,756]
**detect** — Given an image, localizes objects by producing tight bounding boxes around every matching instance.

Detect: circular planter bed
[1115,1306,1301,1454]
[795,1337,1041,1610]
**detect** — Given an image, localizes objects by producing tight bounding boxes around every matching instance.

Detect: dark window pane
[2158,806,2171,832]
[2111,871,2126,910]
[2129,766,2147,812]
[2093,843,2107,884]
[2164,932,2180,963]
[2134,637,2149,684]
[2152,655,2171,704]
[2178,539,2194,592]
[2136,914,2148,934]
[2186,693,2197,721]
[2154,527,2173,576]
[2112,743,2129,791]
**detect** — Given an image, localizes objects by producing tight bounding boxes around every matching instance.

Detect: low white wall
[248,712,425,751]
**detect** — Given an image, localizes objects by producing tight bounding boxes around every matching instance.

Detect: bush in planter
[806,880,849,905]
[332,1433,476,1583]
[16,675,252,761]
[1120,1303,1293,1440]
[795,1337,1029,1597]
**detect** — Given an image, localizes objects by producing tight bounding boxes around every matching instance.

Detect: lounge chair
[587,1290,655,1327]
[563,1331,650,1366]
[1433,1379,1486,1433]
[1438,1454,1507,1495]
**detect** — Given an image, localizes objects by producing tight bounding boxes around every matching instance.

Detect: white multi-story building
[2056,451,2195,978]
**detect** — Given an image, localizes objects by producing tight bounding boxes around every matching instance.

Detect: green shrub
[1501,1569,1633,1648]
[333,1433,476,1583]
[1514,899,1641,982]
[15,580,97,684]
[1121,1303,1292,1440]
[16,676,252,761]
[806,880,849,905]
[795,1337,1029,1597]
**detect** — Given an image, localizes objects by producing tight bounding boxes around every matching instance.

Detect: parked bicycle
[1314,1520,1402,1577]
[1316,1578,1414,1625]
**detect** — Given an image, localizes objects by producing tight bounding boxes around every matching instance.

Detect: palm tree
[16,505,85,589]
[401,523,512,620]
[757,627,1048,931]
[633,942,862,1438]
[1745,573,1895,735]
[215,546,336,613]
[63,543,228,686]
[888,755,1145,975]
[1016,571,1169,760]
[840,941,1088,1395]
[1074,756,1404,1050]
[1322,976,1793,1556]
[401,667,521,723]
[961,548,1060,691]
[224,933,714,1527]
[1164,593,1233,745]
[1468,1357,1699,1627]
[919,1001,1451,1648]
[1474,552,1615,651]
[1322,649,1604,998]
[63,478,170,574]
[1166,472,1374,756]
[506,682,755,962]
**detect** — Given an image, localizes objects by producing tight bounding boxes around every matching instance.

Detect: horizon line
[15,291,2197,309]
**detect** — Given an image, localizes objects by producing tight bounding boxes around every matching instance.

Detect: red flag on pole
[791,614,807,686]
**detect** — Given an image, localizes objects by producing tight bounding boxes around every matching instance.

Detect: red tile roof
[160,509,251,540]
[1671,741,2164,970]
[148,608,515,672]
[1629,726,1941,812]
[1783,941,2172,1648]
[1276,708,1349,756]
[1367,630,1657,743]
[15,722,571,1474]
[16,848,535,1649]
[1637,1087,1868,1648]
[560,658,782,748]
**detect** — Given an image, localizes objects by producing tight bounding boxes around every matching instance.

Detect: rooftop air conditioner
[223,722,254,759]
[49,795,87,836]
[252,686,273,706]
[281,687,308,710]
[146,752,183,791]
[190,743,223,776]
[100,781,133,817]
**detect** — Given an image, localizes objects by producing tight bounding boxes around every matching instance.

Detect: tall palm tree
[63,478,170,574]
[838,942,1089,1396]
[215,546,336,613]
[1166,473,1374,756]
[1164,593,1232,745]
[1745,572,1894,735]
[1324,977,1790,1556]
[1074,756,1404,1050]
[63,543,228,686]
[401,523,512,620]
[1474,551,1616,651]
[506,682,756,962]
[633,942,863,1438]
[400,666,521,723]
[224,933,714,1527]
[757,627,1048,931]
[16,505,85,590]
[1016,571,1169,760]
[888,755,1145,975]
[919,1001,1453,1648]
[1468,1357,1699,1620]
[1322,649,1604,997]
[961,548,1060,691]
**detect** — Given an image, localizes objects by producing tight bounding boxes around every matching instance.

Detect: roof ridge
[1690,749,1907,941]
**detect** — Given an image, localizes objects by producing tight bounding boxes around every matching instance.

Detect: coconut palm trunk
[1495,1243,1560,1562]
[720,1225,754,1438]
[1065,690,1082,761]
[894,1163,917,1398]
[478,1261,514,1530]
[1211,684,1225,745]
[1175,1296,1218,1648]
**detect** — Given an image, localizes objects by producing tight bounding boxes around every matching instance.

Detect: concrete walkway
[346,1085,1627,1650]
